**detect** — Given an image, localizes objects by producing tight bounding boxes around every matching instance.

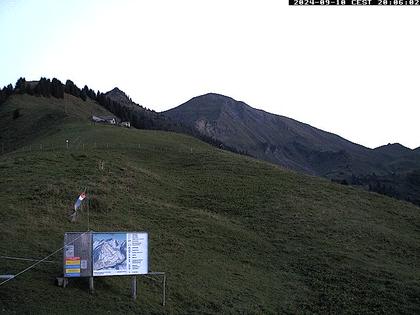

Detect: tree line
[333,171,420,207]
[12,77,97,100]
[0,84,13,105]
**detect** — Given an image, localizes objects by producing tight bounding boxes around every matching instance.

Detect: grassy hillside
[0,95,419,314]
[0,93,112,152]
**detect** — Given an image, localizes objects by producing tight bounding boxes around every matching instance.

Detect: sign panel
[63,231,148,278]
[63,232,92,278]
[92,232,148,277]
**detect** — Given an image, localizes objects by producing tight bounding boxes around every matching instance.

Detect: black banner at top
[290,0,420,5]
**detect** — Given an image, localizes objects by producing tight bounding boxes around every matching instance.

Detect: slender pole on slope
[163,273,166,306]
[87,187,90,231]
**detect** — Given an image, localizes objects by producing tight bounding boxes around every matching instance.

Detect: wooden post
[131,276,137,300]
[89,276,94,294]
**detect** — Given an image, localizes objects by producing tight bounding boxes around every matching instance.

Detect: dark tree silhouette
[5,84,13,96]
[80,89,87,101]
[0,88,4,105]
[0,84,14,105]
[15,77,27,94]
[51,78,64,98]
[65,80,81,97]
[34,77,51,97]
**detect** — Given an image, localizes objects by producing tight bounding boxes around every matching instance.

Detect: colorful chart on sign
[92,232,148,276]
[65,257,81,277]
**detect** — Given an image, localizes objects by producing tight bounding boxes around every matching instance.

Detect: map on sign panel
[92,233,127,274]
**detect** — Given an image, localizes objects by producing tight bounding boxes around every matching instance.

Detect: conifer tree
[15,77,27,94]
[51,78,64,98]
[65,80,81,97]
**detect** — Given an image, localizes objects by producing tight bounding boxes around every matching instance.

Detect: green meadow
[0,94,419,314]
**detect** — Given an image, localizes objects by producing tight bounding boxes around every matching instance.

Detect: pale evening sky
[0,0,419,149]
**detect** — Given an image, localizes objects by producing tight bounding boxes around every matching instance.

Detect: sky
[0,0,419,149]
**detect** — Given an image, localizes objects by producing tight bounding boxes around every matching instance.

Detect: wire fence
[0,232,89,287]
[0,142,209,156]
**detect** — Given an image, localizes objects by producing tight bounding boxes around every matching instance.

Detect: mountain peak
[108,87,124,94]
[374,143,412,154]
[195,92,231,99]
[192,93,246,106]
[163,92,250,125]
[105,87,131,104]
[385,143,405,148]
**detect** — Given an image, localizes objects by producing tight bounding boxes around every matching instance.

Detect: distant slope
[164,93,377,176]
[103,88,250,155]
[164,93,420,205]
[102,87,186,132]
[0,93,419,314]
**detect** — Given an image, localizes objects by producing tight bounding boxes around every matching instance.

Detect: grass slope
[0,95,419,314]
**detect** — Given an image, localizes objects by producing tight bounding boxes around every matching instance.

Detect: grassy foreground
[0,94,419,314]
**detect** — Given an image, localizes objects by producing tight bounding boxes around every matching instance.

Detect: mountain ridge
[164,92,420,205]
[164,93,378,175]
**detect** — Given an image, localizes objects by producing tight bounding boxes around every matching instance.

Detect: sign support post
[89,276,94,294]
[131,276,137,300]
